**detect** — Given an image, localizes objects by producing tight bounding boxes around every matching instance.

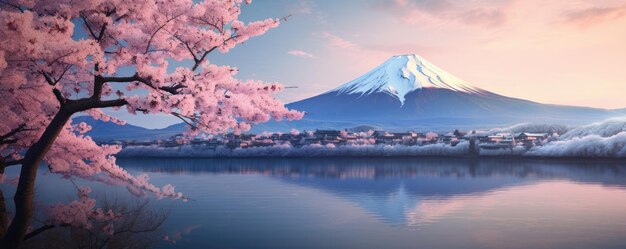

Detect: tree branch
[0,139,17,146]
[171,112,197,129]
[191,35,239,71]
[41,72,55,86]
[0,124,26,143]
[91,75,105,100]
[0,190,8,239]
[102,74,183,94]
[92,99,128,109]
[96,23,107,42]
[81,10,111,43]
[80,14,99,40]
[52,88,65,105]
[168,31,199,62]
[0,1,26,12]
[3,159,23,167]
[65,98,128,113]
[23,224,70,241]
[41,71,67,105]
[144,13,184,54]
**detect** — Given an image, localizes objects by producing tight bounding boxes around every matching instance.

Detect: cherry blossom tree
[25,198,167,249]
[0,0,302,247]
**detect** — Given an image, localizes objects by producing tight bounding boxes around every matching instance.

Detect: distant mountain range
[78,54,626,141]
[74,116,184,142]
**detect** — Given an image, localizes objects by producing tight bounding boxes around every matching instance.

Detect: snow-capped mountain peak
[331,54,483,105]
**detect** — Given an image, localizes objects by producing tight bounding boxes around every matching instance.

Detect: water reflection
[120,157,626,183]
[119,157,626,229]
[7,157,625,248]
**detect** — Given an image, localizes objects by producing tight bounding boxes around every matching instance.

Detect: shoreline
[116,153,626,161]
[116,135,626,159]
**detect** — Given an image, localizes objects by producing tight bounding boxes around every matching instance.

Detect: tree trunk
[1,109,72,249]
[0,160,7,239]
[0,189,8,239]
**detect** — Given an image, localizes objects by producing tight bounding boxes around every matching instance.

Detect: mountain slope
[74,116,183,142]
[332,54,482,104]
[282,54,624,131]
[79,54,626,138]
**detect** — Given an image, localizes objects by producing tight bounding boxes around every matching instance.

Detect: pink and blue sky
[123,0,626,128]
[225,0,626,106]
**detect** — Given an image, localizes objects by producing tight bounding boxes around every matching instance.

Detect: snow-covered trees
[0,0,302,247]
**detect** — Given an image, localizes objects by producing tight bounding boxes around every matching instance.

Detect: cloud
[371,0,511,28]
[459,8,507,27]
[313,31,391,59]
[287,50,315,58]
[563,5,626,27]
[313,31,439,69]
[312,31,392,74]
[314,32,360,50]
[285,0,329,25]
[287,0,312,15]
[314,30,441,62]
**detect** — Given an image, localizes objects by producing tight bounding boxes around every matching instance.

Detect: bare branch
[0,124,27,144]
[167,31,199,61]
[56,65,71,83]
[80,16,107,42]
[92,99,128,109]
[171,112,197,129]
[191,35,240,71]
[102,74,184,94]
[80,14,99,40]
[41,72,55,86]
[39,71,67,104]
[114,14,128,22]
[144,13,184,54]
[3,159,23,167]
[23,224,70,241]
[96,23,107,42]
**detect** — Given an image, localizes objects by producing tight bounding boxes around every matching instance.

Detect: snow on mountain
[331,54,483,105]
[80,54,626,138]
[283,54,626,132]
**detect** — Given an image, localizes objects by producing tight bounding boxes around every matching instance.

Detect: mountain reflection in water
[119,157,626,229]
[5,157,615,248]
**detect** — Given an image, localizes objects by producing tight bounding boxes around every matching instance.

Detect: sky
[111,0,626,128]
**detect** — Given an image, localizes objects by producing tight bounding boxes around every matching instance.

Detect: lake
[3,157,626,248]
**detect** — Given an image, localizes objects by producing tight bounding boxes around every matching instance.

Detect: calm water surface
[6,158,626,249]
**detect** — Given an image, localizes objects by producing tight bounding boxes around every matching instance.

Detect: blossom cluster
[0,0,302,236]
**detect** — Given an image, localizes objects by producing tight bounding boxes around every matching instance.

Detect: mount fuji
[256,54,625,132]
[79,54,626,140]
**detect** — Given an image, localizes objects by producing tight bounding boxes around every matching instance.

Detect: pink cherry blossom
[0,1,302,246]
[46,186,120,230]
